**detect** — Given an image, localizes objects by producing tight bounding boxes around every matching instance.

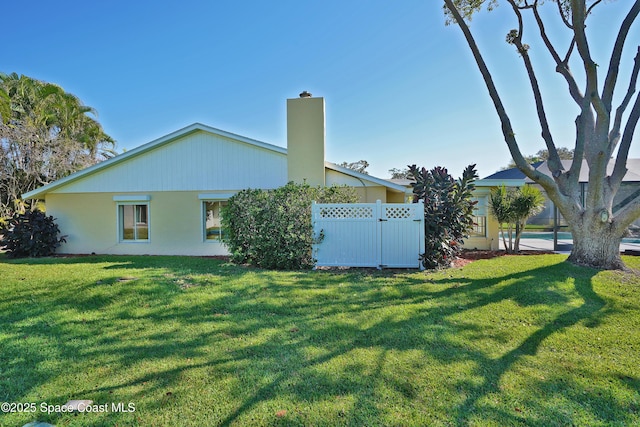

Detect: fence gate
[312,200,425,269]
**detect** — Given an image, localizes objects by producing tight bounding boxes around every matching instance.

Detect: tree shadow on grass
[445,266,608,424]
[1,254,634,425]
[211,259,614,425]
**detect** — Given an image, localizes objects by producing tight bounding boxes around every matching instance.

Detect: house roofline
[324,162,409,193]
[22,123,407,199]
[23,123,287,199]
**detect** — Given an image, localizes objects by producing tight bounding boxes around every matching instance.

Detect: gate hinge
[379,218,388,222]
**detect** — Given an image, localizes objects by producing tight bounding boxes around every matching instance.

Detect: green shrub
[222,182,358,270]
[409,164,478,269]
[0,210,66,258]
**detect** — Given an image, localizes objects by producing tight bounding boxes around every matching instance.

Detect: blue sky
[4,1,639,179]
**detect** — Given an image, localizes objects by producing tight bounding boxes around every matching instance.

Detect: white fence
[312,200,425,269]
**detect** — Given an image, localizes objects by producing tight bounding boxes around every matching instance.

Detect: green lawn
[1,254,639,426]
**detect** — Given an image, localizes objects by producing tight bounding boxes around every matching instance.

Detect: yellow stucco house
[22,94,409,256]
[464,180,513,251]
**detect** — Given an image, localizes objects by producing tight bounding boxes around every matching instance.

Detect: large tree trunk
[567,215,626,270]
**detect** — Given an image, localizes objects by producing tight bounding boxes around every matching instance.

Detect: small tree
[409,164,478,269]
[0,210,66,258]
[489,186,515,252]
[511,185,546,251]
[489,185,545,253]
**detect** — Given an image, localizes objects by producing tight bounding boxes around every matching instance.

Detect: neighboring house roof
[23,122,407,199]
[528,159,640,183]
[482,161,544,180]
[481,159,640,185]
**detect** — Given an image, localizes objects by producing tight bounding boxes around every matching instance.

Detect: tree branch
[507,0,563,176]
[602,1,640,112]
[586,0,604,18]
[610,47,640,154]
[532,2,584,104]
[572,0,607,118]
[572,0,610,212]
[614,193,640,235]
[442,0,559,197]
[567,113,586,181]
[611,87,640,189]
[556,0,573,29]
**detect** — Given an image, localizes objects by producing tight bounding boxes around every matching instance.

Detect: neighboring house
[22,94,409,256]
[481,159,640,232]
[465,182,503,251]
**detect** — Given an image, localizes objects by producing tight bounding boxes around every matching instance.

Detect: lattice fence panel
[384,205,416,220]
[318,205,374,219]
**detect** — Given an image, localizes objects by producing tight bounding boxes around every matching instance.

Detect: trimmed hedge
[222,182,358,270]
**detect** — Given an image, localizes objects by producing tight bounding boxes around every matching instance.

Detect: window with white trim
[472,215,486,237]
[118,204,149,241]
[203,201,227,241]
[471,196,487,237]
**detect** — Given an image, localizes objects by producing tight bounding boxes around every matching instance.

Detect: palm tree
[0,88,10,124]
[0,73,115,216]
[511,185,545,252]
[51,90,116,161]
[489,186,515,252]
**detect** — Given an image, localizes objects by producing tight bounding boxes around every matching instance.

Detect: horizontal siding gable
[53,130,287,193]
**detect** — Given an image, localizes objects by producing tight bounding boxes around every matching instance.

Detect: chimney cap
[299,91,312,98]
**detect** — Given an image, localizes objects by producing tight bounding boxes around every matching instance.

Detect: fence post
[417,199,425,270]
[376,200,382,269]
[311,201,318,269]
